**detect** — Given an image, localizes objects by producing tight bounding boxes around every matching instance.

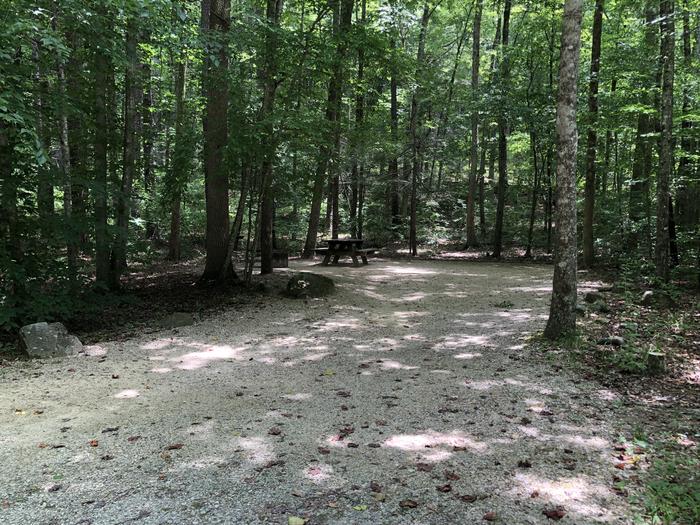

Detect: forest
[1,0,697,329]
[1,0,699,524]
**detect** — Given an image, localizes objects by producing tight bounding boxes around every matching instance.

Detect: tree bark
[582,0,604,268]
[200,0,232,282]
[258,0,285,275]
[110,16,139,290]
[544,0,583,340]
[655,0,675,282]
[492,0,511,259]
[168,57,188,261]
[466,0,482,248]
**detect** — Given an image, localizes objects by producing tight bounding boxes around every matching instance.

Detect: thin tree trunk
[492,0,511,259]
[655,0,675,282]
[259,0,285,275]
[525,131,540,258]
[389,38,400,229]
[168,57,188,261]
[466,0,482,248]
[110,16,139,290]
[582,0,604,268]
[544,0,583,340]
[409,4,430,256]
[93,23,112,289]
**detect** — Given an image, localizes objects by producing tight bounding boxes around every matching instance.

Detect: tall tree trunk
[628,1,657,252]
[168,57,188,261]
[655,0,675,282]
[110,16,139,290]
[582,0,604,268]
[492,0,511,259]
[525,131,540,258]
[142,59,156,239]
[93,26,112,289]
[544,0,583,340]
[259,0,285,275]
[409,4,430,256]
[389,38,400,230]
[466,0,482,248]
[200,0,232,282]
[302,0,352,256]
[32,41,54,230]
[349,0,366,238]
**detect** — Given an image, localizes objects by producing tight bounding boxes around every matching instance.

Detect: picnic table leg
[351,255,359,266]
[361,255,368,265]
[322,253,331,266]
[332,255,340,264]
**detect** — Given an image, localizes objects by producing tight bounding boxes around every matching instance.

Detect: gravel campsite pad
[1,259,630,524]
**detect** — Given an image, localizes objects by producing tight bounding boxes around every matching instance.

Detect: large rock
[286,272,335,299]
[19,322,83,358]
[640,290,675,309]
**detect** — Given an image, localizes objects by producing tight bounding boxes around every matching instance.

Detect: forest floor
[0,257,697,524]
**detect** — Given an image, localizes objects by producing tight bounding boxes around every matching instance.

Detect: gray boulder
[286,272,335,298]
[19,322,83,358]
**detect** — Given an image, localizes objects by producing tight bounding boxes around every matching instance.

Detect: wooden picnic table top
[322,238,364,245]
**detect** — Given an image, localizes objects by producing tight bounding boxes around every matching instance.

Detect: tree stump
[647,351,666,375]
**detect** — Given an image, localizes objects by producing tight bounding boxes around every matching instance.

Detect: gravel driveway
[0,259,629,524]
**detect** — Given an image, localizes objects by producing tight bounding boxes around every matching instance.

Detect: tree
[655,0,675,282]
[492,0,511,259]
[465,0,482,248]
[544,0,584,340]
[200,0,232,283]
[582,0,604,268]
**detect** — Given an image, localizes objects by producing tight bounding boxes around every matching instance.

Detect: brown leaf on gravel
[111,374,119,379]
[317,446,330,455]
[444,470,460,481]
[369,481,382,493]
[88,440,99,447]
[416,462,434,472]
[543,506,567,520]
[336,391,351,397]
[483,511,497,521]
[517,459,532,468]
[399,499,418,509]
[100,455,114,461]
[367,443,381,448]
[347,442,359,448]
[38,442,49,449]
[436,484,452,493]
[101,427,119,433]
[268,427,282,436]
[453,445,467,452]
[51,444,66,449]
[375,420,387,426]
[614,463,625,470]
[530,491,540,498]
[520,417,531,425]
[127,435,141,443]
[46,484,62,493]
[459,494,478,503]
[165,443,184,450]
[339,426,354,439]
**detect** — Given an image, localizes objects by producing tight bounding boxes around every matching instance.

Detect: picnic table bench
[315,239,375,266]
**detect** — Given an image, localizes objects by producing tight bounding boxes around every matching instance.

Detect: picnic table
[315,238,375,266]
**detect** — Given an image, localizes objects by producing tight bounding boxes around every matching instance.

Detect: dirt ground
[0,258,633,524]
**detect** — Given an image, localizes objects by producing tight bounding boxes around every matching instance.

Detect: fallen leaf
[322,369,335,376]
[318,446,330,455]
[543,506,567,520]
[399,499,418,509]
[483,511,497,521]
[373,493,386,502]
[436,483,452,493]
[268,427,282,436]
[127,436,141,443]
[453,446,467,452]
[459,494,478,503]
[111,374,119,379]
[38,442,49,449]
[517,459,532,468]
[100,455,114,461]
[444,470,460,481]
[337,391,351,397]
[101,427,119,433]
[288,517,306,525]
[347,442,359,448]
[165,443,184,450]
[88,440,99,447]
[370,481,382,493]
[416,462,434,472]
[46,484,62,493]
[530,491,540,498]
[353,505,368,511]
